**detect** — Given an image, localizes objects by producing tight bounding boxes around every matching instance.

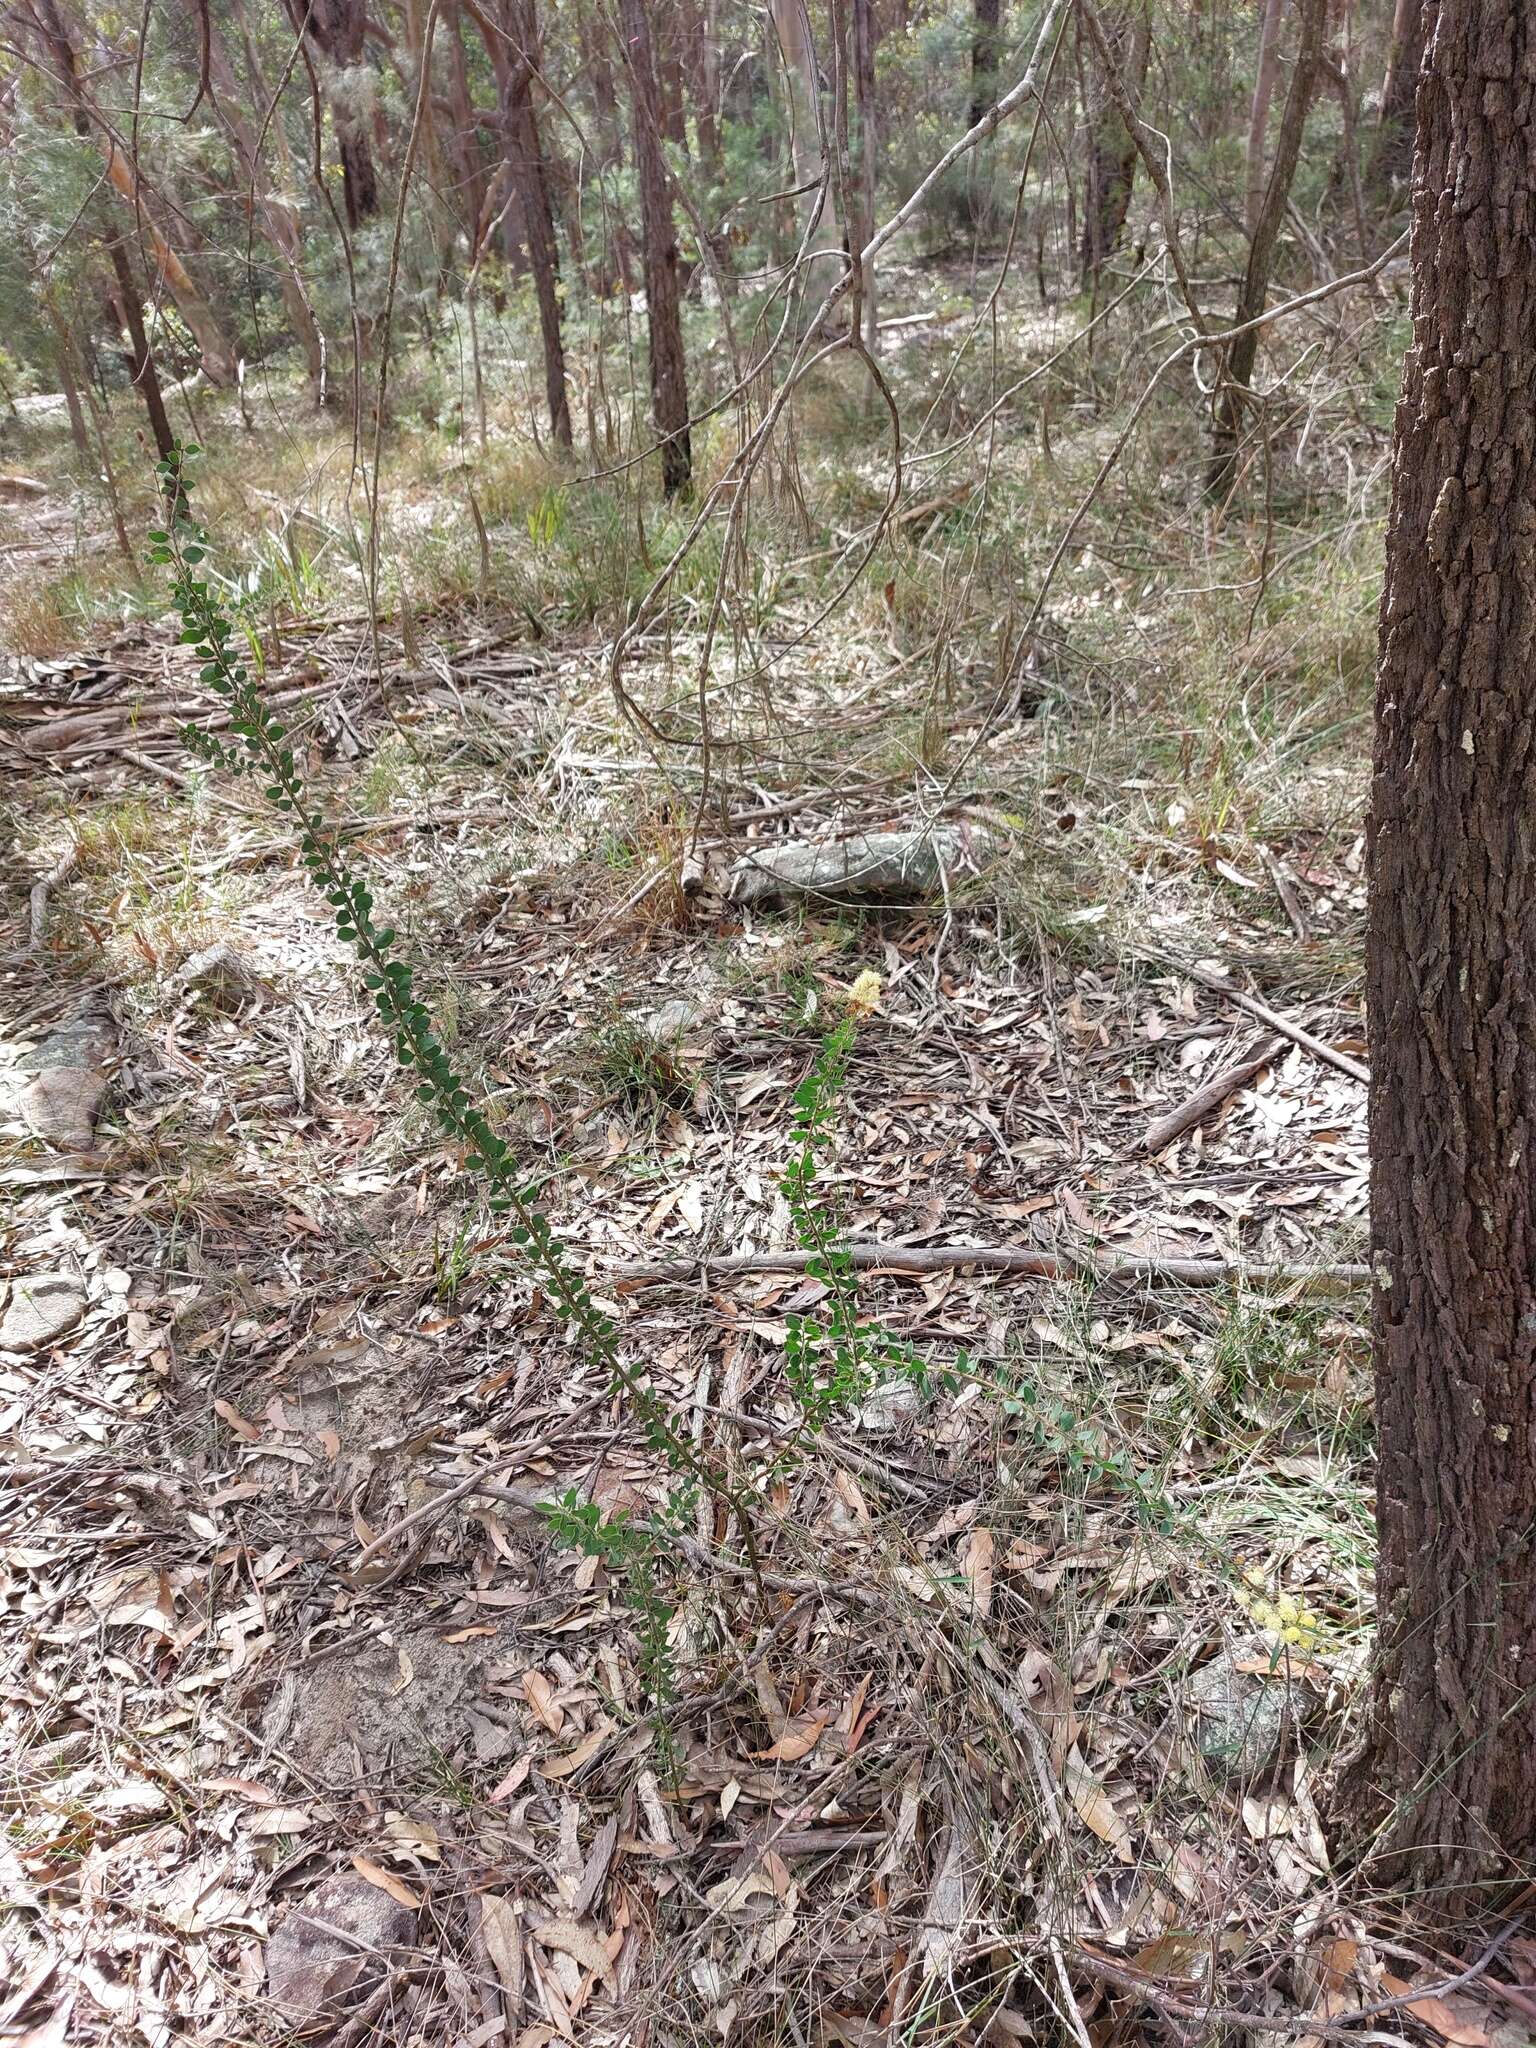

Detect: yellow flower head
[846,969,883,1019]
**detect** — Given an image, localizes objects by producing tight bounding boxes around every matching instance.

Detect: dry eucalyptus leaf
[522,1669,565,1734]
[351,1855,421,1910]
[753,1712,829,1763]
[531,1917,617,1996]
[478,1893,525,2008]
[539,1717,612,1779]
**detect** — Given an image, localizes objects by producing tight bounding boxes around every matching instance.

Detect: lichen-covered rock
[0,1272,86,1354]
[1187,1647,1295,1782]
[5,1009,114,1154]
[728,827,985,908]
[265,1871,417,2025]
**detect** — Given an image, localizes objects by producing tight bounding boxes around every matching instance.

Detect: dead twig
[1262,846,1312,941]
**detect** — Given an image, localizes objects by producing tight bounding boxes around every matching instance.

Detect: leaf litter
[2,518,1517,2048]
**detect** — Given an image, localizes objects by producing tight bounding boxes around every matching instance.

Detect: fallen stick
[615,1241,1367,1290]
[1141,1036,1281,1153]
[1177,961,1369,1085]
[1260,847,1310,941]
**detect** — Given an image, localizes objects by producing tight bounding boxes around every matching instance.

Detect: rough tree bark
[494,0,571,448]
[1078,0,1151,289]
[282,0,380,229]
[1206,0,1326,500]
[1344,0,1536,1899]
[618,0,692,496]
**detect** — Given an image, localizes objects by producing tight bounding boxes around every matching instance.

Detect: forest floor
[4,259,1529,2047]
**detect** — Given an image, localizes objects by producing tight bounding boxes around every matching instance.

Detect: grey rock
[1187,1646,1295,1782]
[0,1272,86,1354]
[5,1010,114,1154]
[265,1871,417,2025]
[22,1013,114,1075]
[728,827,985,908]
[16,1066,108,1153]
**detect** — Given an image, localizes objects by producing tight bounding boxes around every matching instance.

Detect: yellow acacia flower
[846,969,883,1019]
[1232,1556,1322,1652]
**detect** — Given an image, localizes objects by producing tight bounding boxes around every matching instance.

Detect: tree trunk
[1375,0,1424,188]
[968,0,1003,128]
[772,0,837,253]
[283,0,380,229]
[441,3,491,255]
[105,240,175,461]
[618,0,692,497]
[850,0,879,350]
[575,9,636,294]
[689,0,724,180]
[1342,0,1536,1901]
[403,0,455,284]
[1323,0,1372,268]
[1078,0,1151,289]
[42,289,133,559]
[965,0,1003,225]
[660,38,689,157]
[1206,0,1326,500]
[51,322,91,464]
[206,17,326,393]
[1244,0,1286,233]
[495,0,572,448]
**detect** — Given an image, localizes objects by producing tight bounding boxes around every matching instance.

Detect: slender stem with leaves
[147,442,763,1603]
[780,976,956,1427]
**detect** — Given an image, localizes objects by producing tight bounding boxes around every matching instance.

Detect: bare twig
[349,1459,547,1579]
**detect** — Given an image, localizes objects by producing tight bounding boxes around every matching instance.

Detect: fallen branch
[616,1241,1367,1290]
[1141,1035,1281,1153]
[1132,947,1369,1085]
[1070,1909,1524,2040]
[1180,962,1369,1085]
